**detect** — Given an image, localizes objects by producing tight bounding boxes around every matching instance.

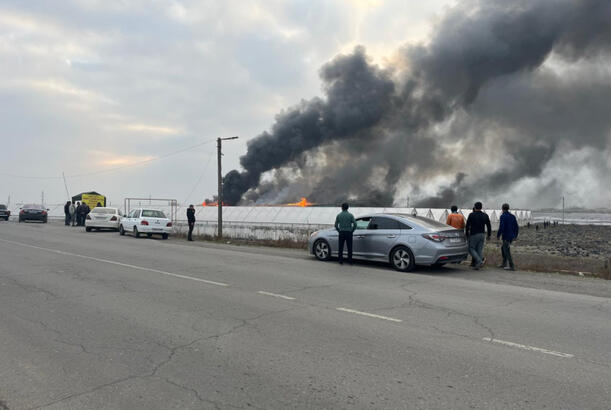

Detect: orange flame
[202,201,226,207]
[286,197,315,207]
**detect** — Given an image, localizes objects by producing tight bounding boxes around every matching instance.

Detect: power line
[180,149,216,207]
[0,138,217,180]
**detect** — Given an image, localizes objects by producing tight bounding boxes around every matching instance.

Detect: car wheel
[85,227,92,232]
[162,233,168,240]
[146,233,152,238]
[313,239,331,261]
[119,225,125,235]
[134,226,140,238]
[391,246,415,272]
[18,218,22,223]
[43,218,47,223]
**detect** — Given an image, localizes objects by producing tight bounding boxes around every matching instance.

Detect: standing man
[465,202,491,270]
[186,204,196,241]
[81,202,90,225]
[75,202,83,226]
[64,201,71,225]
[334,202,356,265]
[497,203,519,271]
[446,205,465,229]
[69,201,76,226]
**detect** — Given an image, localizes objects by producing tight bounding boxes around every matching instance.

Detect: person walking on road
[186,205,196,241]
[69,201,76,226]
[334,202,356,265]
[465,202,491,270]
[497,203,519,271]
[446,205,465,230]
[64,201,71,225]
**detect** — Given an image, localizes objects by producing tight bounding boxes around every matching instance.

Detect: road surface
[1,221,610,409]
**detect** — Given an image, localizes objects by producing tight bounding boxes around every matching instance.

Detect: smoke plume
[222,0,611,208]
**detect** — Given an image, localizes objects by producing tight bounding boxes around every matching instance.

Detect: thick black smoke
[222,0,611,207]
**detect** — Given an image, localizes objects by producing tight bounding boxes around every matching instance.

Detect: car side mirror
[123,214,127,218]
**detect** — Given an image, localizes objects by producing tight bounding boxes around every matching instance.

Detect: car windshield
[141,210,166,218]
[92,208,117,215]
[24,204,43,209]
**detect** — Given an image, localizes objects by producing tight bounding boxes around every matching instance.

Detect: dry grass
[174,231,308,250]
[483,244,611,279]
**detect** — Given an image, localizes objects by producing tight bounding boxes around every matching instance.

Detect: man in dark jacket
[80,203,90,226]
[465,202,491,270]
[75,202,83,226]
[64,201,71,225]
[335,202,356,265]
[186,205,196,241]
[497,203,519,270]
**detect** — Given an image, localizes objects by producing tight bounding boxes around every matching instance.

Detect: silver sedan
[308,213,468,272]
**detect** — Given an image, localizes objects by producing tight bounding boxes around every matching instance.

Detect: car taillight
[110,216,117,221]
[166,222,172,227]
[19,210,25,214]
[422,233,446,242]
[42,210,47,215]
[141,220,149,225]
[86,214,91,220]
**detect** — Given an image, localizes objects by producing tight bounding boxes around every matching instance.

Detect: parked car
[18,204,48,223]
[0,204,10,221]
[308,213,468,272]
[85,207,121,232]
[119,208,172,239]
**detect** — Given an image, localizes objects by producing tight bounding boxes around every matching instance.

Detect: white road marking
[0,238,229,287]
[257,291,296,300]
[482,337,574,358]
[336,307,402,323]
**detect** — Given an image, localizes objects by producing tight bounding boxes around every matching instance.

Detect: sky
[1,0,609,211]
[0,0,452,208]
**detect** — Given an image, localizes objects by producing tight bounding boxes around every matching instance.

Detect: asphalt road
[1,221,610,409]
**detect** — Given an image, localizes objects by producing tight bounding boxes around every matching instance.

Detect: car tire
[43,218,47,223]
[134,226,140,238]
[119,225,125,236]
[313,239,331,261]
[162,233,168,240]
[85,227,92,232]
[390,246,415,272]
[146,233,152,238]
[18,218,22,223]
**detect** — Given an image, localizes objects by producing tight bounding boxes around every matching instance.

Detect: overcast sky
[0,0,453,207]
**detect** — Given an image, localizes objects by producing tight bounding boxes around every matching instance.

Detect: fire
[202,201,225,207]
[286,197,315,207]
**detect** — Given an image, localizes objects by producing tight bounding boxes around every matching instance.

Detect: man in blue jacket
[497,203,519,270]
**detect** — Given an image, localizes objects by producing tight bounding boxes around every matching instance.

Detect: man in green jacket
[335,202,356,265]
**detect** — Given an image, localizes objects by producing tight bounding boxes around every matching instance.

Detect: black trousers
[188,222,194,241]
[501,239,514,269]
[338,231,353,263]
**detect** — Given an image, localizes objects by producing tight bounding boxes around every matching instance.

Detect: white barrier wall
[173,207,532,241]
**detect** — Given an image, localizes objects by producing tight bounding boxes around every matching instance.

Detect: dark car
[0,204,10,221]
[19,204,48,223]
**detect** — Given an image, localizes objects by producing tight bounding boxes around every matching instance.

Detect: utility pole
[217,136,239,239]
[41,191,44,206]
[62,172,70,200]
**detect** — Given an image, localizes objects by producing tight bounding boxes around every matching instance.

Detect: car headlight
[310,230,319,238]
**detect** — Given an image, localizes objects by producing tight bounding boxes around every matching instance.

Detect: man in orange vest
[446,205,465,229]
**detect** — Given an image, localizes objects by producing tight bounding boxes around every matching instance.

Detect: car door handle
[386,235,397,239]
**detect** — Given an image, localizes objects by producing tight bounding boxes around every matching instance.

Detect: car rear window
[24,204,43,209]
[0,205,6,209]
[92,208,116,215]
[141,210,166,218]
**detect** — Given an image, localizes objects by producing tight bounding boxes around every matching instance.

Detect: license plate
[450,238,461,243]
[153,228,162,231]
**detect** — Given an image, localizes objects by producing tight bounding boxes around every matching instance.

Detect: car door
[124,209,137,230]
[360,216,401,259]
[350,217,371,257]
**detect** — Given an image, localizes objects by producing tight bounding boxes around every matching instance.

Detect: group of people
[63,201,91,227]
[446,202,519,271]
[332,201,519,270]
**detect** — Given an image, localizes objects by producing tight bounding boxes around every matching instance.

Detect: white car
[119,208,172,239]
[85,207,121,232]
